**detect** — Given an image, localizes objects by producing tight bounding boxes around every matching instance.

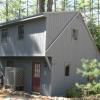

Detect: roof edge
[79,13,100,57]
[0,11,80,28]
[0,13,45,28]
[0,11,79,28]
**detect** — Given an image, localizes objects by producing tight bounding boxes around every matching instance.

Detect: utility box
[5,67,24,90]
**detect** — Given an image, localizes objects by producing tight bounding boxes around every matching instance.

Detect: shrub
[76,58,100,97]
[65,86,82,98]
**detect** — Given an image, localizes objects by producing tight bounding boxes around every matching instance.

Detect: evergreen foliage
[87,20,100,49]
[76,58,100,97]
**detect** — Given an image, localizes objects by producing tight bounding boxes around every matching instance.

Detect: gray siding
[0,12,99,96]
[15,61,32,92]
[0,57,51,95]
[45,12,76,49]
[40,62,51,96]
[46,13,99,96]
[0,18,46,56]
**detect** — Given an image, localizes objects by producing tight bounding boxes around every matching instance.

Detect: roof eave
[0,14,45,28]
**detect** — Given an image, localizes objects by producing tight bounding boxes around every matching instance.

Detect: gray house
[0,12,99,96]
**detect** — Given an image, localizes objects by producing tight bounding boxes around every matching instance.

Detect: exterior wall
[0,12,99,96]
[40,62,51,96]
[45,12,76,49]
[46,13,100,96]
[0,57,51,95]
[15,61,32,92]
[0,18,46,56]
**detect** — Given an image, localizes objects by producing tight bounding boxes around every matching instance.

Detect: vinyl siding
[46,13,99,96]
[0,57,51,95]
[45,12,76,49]
[0,18,46,56]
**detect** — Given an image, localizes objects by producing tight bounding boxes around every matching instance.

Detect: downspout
[45,56,52,71]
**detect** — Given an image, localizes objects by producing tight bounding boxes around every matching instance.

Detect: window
[18,25,24,40]
[34,64,40,78]
[1,28,8,42]
[6,60,14,67]
[72,29,78,40]
[65,65,70,76]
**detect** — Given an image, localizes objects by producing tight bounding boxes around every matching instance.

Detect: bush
[76,58,100,97]
[65,58,100,98]
[65,86,82,98]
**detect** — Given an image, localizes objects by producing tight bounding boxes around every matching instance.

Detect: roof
[0,13,45,28]
[0,12,78,28]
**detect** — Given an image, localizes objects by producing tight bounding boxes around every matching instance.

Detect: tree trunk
[6,0,8,21]
[47,0,53,12]
[39,0,45,13]
[61,0,66,11]
[54,0,56,12]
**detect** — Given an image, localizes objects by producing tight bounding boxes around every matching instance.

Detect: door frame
[32,61,41,93]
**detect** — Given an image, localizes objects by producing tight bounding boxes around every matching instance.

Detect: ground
[0,89,99,100]
[0,95,69,100]
[0,89,69,100]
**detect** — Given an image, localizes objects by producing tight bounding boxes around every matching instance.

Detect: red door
[32,62,41,92]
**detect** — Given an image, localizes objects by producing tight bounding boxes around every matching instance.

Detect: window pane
[1,28,8,42]
[65,65,70,76]
[6,60,14,67]
[18,25,24,40]
[72,29,78,40]
[34,64,40,77]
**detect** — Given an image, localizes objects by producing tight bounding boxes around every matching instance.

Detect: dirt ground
[0,91,68,100]
[0,94,69,100]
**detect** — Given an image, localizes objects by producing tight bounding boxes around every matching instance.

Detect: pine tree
[47,0,53,12]
[76,58,100,96]
[38,0,45,13]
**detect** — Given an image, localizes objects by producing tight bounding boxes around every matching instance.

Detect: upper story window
[72,29,78,40]
[65,65,70,76]
[18,25,24,40]
[1,28,8,42]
